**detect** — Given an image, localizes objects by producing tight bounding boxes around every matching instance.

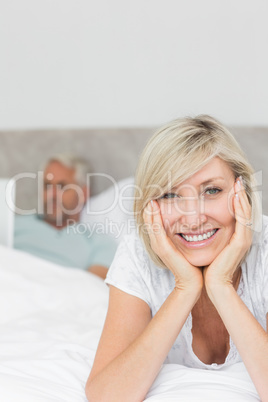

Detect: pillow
[81,177,136,244]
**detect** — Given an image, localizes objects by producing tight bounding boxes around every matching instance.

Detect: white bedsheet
[0,246,261,401]
[0,246,108,401]
[145,363,260,401]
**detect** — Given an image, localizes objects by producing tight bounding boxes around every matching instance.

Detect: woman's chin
[185,255,214,268]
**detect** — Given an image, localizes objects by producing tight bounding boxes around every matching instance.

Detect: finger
[234,192,253,240]
[143,201,153,225]
[149,200,167,239]
[148,201,188,269]
[143,201,166,247]
[233,196,253,264]
[235,177,252,217]
[233,192,244,228]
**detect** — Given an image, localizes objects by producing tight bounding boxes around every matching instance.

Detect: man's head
[42,154,91,228]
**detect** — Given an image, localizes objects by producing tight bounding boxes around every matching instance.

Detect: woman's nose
[179,196,207,226]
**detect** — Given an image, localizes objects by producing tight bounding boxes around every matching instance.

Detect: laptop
[0,178,16,248]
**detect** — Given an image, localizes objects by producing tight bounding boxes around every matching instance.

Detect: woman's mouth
[176,229,219,248]
[180,229,218,242]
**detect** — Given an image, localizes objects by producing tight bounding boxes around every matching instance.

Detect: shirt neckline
[184,263,245,369]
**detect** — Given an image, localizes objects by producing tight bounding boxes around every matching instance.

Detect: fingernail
[150,200,154,208]
[235,193,239,200]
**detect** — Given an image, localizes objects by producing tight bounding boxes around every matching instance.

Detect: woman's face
[158,157,236,267]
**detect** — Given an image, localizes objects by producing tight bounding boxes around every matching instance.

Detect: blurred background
[0,0,267,214]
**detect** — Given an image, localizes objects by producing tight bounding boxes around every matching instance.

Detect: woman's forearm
[86,286,201,402]
[208,284,268,402]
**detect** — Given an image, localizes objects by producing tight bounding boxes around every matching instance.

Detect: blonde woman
[86,116,268,401]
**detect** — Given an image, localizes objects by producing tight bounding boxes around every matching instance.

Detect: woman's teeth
[181,229,217,242]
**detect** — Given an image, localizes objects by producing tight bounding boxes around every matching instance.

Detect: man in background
[14,154,116,279]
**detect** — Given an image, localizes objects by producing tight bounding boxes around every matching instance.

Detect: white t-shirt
[105,215,268,370]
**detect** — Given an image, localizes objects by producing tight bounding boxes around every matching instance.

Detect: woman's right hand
[143,200,204,293]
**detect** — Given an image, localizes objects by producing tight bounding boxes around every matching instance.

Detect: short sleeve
[105,234,152,310]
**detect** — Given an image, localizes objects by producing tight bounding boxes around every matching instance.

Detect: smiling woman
[134,115,260,268]
[86,116,268,402]
[156,157,237,268]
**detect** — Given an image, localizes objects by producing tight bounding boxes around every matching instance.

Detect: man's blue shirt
[14,215,117,270]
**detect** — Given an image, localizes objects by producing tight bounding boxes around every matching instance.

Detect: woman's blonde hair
[134,115,261,268]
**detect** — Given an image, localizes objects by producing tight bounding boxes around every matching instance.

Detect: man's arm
[87,265,108,279]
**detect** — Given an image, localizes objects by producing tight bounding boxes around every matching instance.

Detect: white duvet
[0,246,108,401]
[0,246,261,401]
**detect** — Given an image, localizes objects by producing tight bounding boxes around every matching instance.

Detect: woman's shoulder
[245,215,268,277]
[106,231,155,285]
[259,215,268,265]
[108,230,172,284]
[106,231,174,311]
[262,214,268,240]
[116,231,150,263]
[252,215,268,248]
[260,214,268,232]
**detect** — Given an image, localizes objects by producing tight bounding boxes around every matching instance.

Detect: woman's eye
[204,187,221,196]
[161,193,179,199]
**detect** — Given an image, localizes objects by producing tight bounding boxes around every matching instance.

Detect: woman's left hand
[203,176,253,296]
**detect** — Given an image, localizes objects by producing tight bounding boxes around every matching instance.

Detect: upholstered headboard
[0,126,267,215]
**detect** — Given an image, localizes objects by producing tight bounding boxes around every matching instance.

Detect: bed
[0,126,267,401]
[0,245,107,401]
[0,245,261,401]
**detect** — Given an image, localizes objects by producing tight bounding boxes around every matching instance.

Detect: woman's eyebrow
[171,177,225,192]
[201,177,225,186]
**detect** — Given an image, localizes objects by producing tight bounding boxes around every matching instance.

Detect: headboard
[0,126,267,215]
